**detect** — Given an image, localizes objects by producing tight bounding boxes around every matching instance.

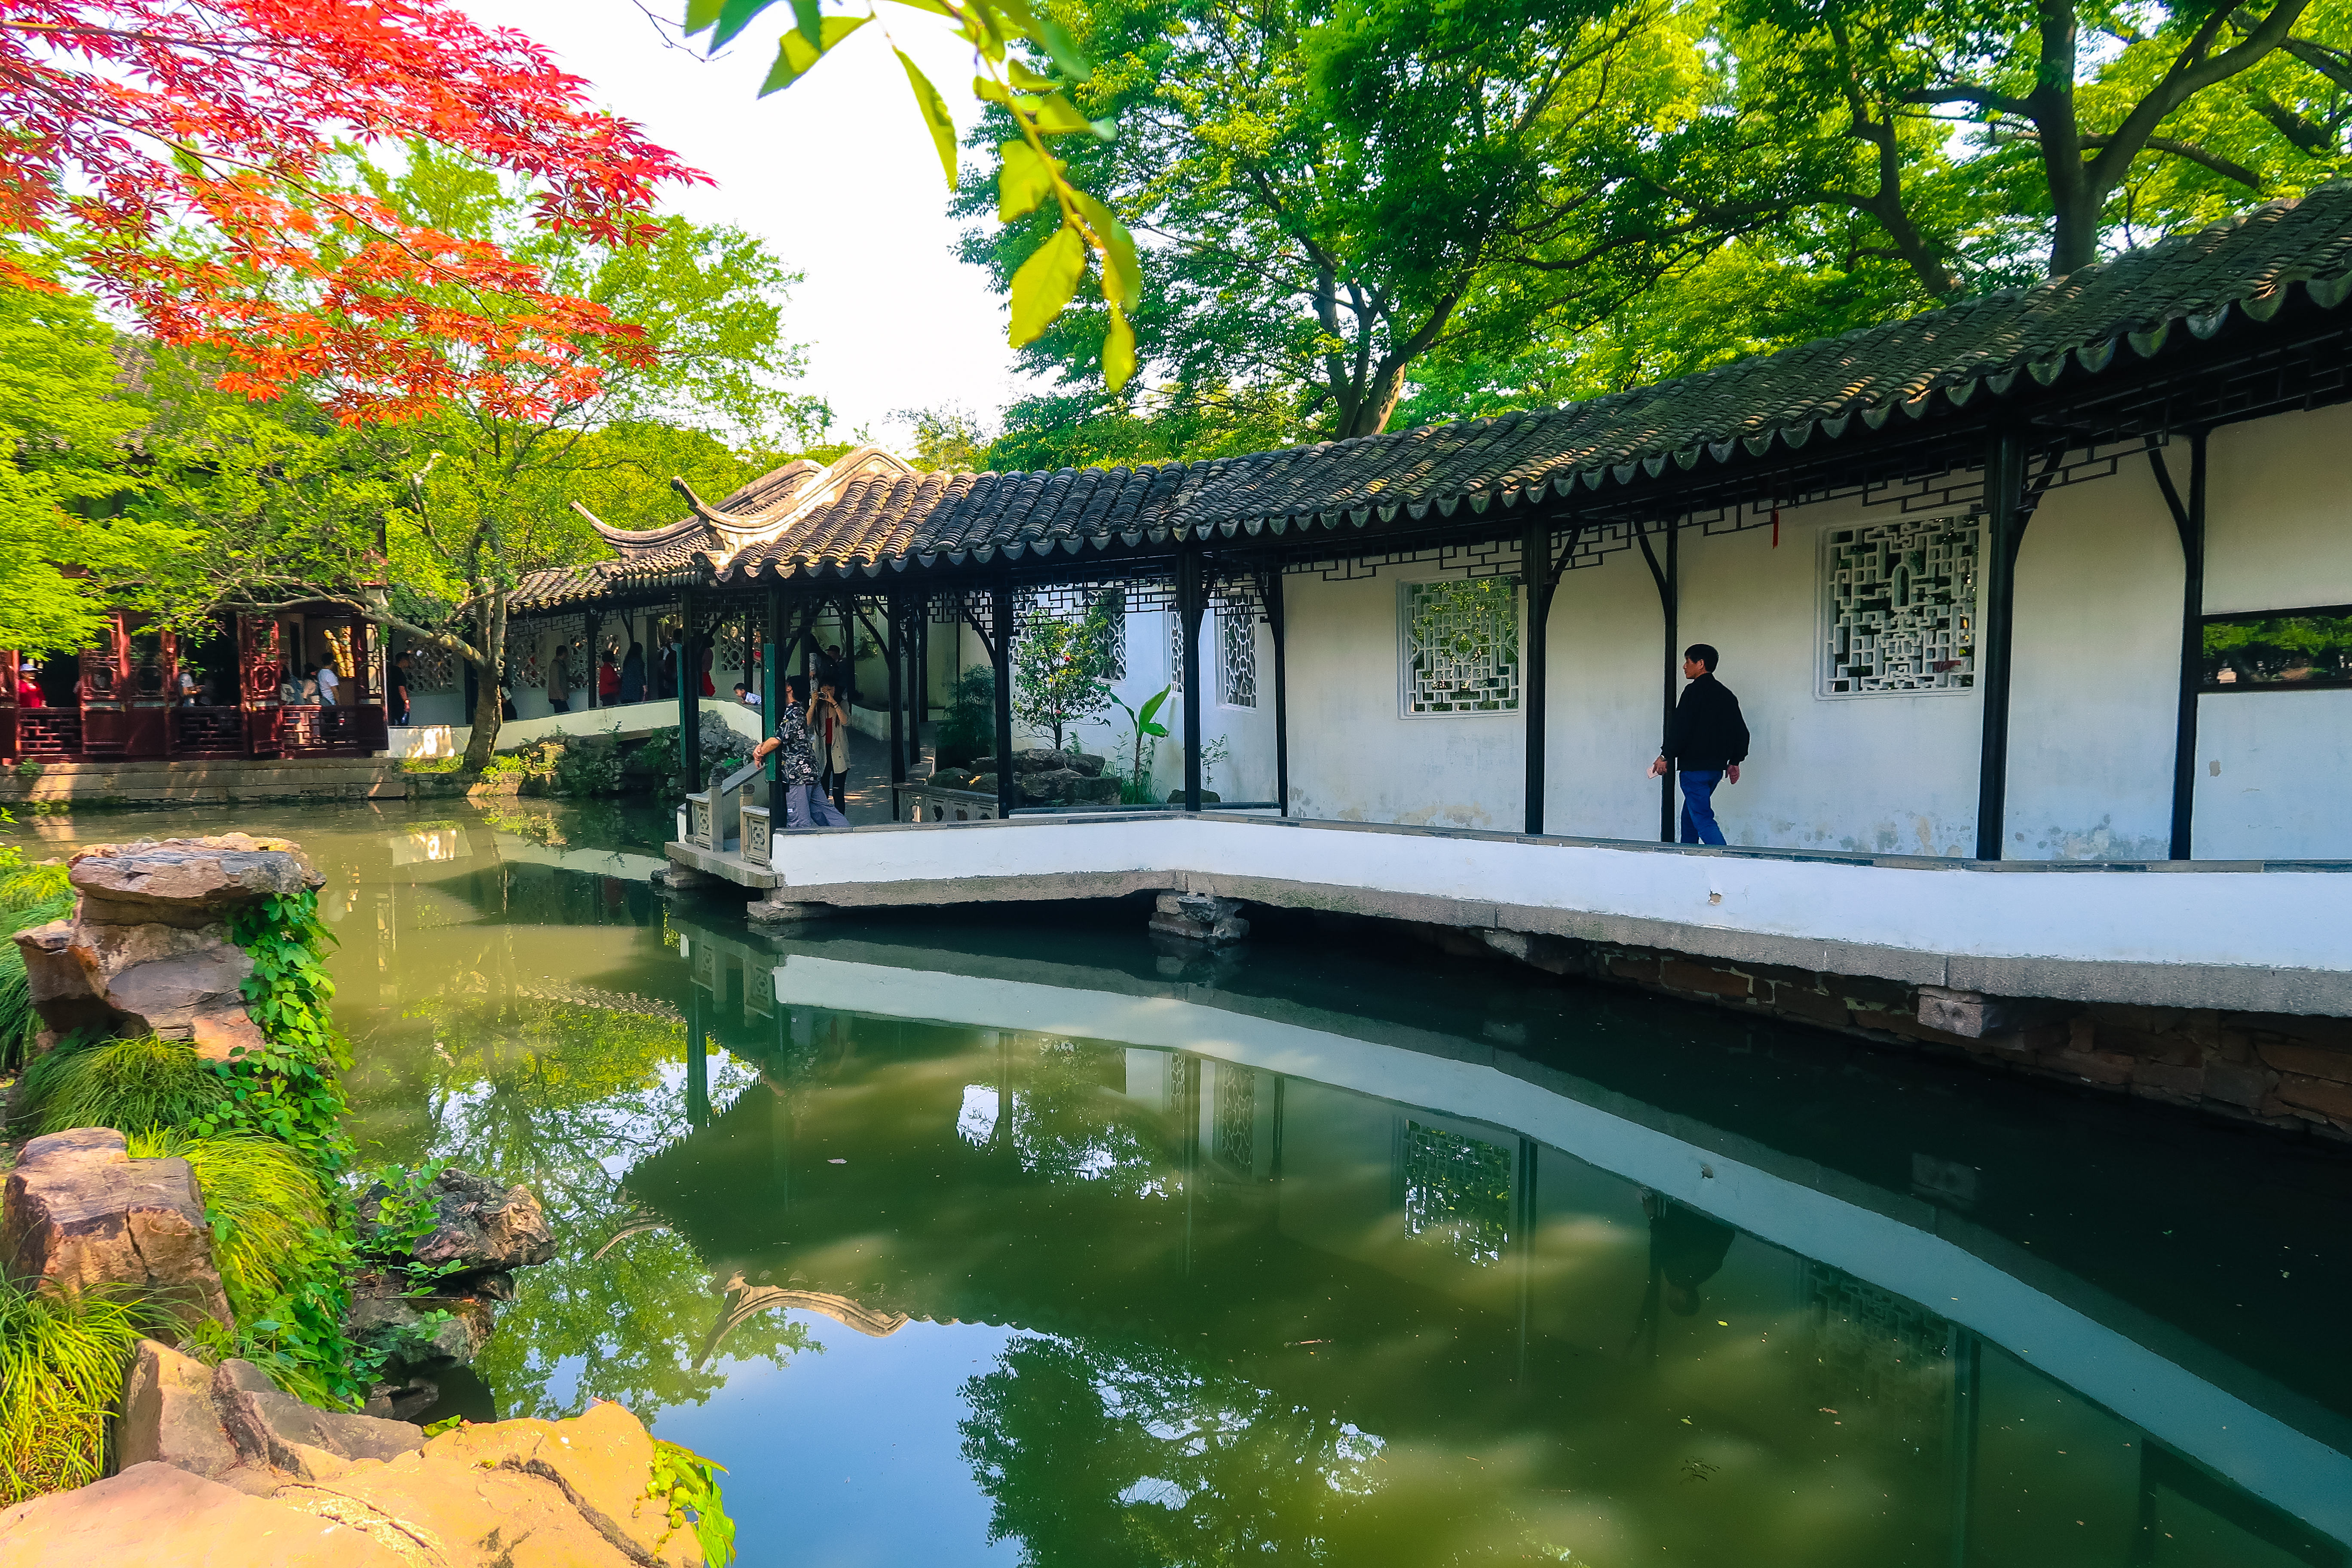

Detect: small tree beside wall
[1011,595,1119,753]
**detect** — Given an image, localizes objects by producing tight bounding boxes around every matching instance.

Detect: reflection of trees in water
[959,1335,1381,1568]
[965,1038,1171,1198]
[357,991,810,1418]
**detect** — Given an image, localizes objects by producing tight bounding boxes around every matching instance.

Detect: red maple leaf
[0,2,710,420]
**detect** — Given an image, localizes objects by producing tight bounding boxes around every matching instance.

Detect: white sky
[460,0,1032,453]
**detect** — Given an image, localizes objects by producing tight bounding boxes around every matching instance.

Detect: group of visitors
[745,673,852,829]
[274,661,343,706]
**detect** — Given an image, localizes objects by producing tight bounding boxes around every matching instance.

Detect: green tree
[152,148,827,769]
[962,0,1767,443]
[0,272,198,656]
[1012,593,1119,752]
[894,402,997,472]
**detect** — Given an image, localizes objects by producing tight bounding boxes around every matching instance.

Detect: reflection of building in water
[1403,1121,1512,1266]
[1803,1260,1957,1460]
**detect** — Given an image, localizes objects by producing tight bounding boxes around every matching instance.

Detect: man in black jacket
[1648,643,1749,845]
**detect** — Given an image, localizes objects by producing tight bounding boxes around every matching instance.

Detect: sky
[459,0,1035,453]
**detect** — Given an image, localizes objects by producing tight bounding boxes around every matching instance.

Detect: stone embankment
[0,1394,705,1567]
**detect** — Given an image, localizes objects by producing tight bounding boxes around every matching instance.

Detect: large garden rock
[6,1403,703,1567]
[0,1129,232,1331]
[113,1341,422,1492]
[0,1461,412,1568]
[10,834,314,1061]
[68,834,322,928]
[352,1169,555,1279]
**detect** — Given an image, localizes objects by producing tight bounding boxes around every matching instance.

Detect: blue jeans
[1678,770,1726,845]
[785,783,848,829]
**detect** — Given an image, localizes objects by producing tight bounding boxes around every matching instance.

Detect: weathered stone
[212,1359,425,1482]
[69,834,323,928]
[747,896,832,925]
[966,772,1000,797]
[1070,773,1123,804]
[1165,789,1223,805]
[0,1461,413,1568]
[0,1128,233,1330]
[1066,751,1107,778]
[1012,748,1069,774]
[2253,1036,2352,1084]
[116,1339,238,1479]
[930,769,977,790]
[343,1280,496,1372]
[1018,767,1082,803]
[354,1169,554,1278]
[1148,893,1250,947]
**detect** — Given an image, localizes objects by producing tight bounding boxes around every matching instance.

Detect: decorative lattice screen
[1820,516,1979,696]
[407,644,457,692]
[1217,605,1256,708]
[1400,578,1519,716]
[1403,1121,1510,1266]
[1168,610,1185,692]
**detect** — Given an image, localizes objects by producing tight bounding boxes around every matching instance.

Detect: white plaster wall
[2194,689,2352,859]
[1544,545,1665,841]
[2205,400,2352,613]
[1284,571,1524,829]
[2005,460,2181,861]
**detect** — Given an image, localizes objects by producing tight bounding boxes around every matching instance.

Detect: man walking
[1648,643,1749,846]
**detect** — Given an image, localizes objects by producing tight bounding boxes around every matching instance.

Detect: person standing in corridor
[1648,643,1749,846]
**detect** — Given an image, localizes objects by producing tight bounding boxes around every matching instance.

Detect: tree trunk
[459,596,507,773]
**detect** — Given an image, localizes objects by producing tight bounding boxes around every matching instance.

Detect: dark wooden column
[1266,567,1290,816]
[1523,516,1552,836]
[677,591,700,788]
[2151,431,2208,860]
[763,589,784,789]
[1638,523,1679,842]
[1178,543,1205,811]
[991,579,1016,817]
[885,591,907,814]
[1975,429,2028,861]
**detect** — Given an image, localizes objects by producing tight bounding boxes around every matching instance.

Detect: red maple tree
[1,1,708,419]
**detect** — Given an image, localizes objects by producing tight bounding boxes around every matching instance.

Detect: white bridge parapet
[673,812,2352,1014]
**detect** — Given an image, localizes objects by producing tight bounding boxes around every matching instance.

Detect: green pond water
[9,800,2350,1568]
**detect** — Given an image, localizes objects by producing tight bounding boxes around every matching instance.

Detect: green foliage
[1011,594,1120,752]
[894,402,995,473]
[20,1033,219,1138]
[188,890,353,1172]
[353,1158,466,1294]
[485,737,628,798]
[125,1130,366,1410]
[649,1438,738,1568]
[0,1280,157,1506]
[0,850,72,1071]
[0,266,201,656]
[937,665,999,769]
[1106,684,1170,801]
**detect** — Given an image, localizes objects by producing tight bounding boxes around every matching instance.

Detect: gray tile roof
[529,181,2352,606]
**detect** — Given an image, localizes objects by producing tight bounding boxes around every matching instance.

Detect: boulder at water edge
[352,1168,556,1278]
[10,833,323,1061]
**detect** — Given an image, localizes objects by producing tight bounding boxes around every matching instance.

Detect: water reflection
[11,802,2344,1567]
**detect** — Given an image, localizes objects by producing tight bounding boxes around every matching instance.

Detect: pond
[9,800,2350,1568]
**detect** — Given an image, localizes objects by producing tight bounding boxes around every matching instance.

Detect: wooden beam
[1524,516,1551,836]
[991,579,1015,817]
[1179,545,1204,811]
[885,590,906,808]
[1638,524,1678,843]
[2150,432,2207,860]
[1265,567,1289,817]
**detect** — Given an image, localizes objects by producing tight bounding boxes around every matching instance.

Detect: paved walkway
[836,720,930,826]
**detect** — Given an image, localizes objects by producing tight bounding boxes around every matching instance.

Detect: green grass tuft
[0,1281,154,1506]
[0,854,73,1071]
[124,1130,331,1322]
[20,1033,218,1137]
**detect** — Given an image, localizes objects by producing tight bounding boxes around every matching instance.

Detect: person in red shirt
[598,647,621,704]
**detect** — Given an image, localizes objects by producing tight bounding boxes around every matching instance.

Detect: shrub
[0,852,72,1071]
[126,1129,361,1409]
[0,1280,154,1505]
[936,665,996,769]
[21,1033,217,1137]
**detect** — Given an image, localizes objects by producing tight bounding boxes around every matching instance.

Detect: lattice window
[1213,1067,1256,1171]
[1801,1260,1954,1452]
[1403,1121,1510,1266]
[1168,610,1186,691]
[1400,579,1519,716]
[1821,516,1979,696]
[1217,604,1256,708]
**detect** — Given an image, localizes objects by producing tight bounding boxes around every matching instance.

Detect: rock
[1012,748,1068,774]
[1148,892,1251,948]
[1165,789,1223,805]
[966,772,999,798]
[0,1129,233,1331]
[930,769,976,790]
[747,896,832,925]
[1066,751,1107,778]
[273,1400,705,1568]
[10,835,312,1060]
[0,1461,413,1568]
[1071,773,1123,804]
[111,1339,426,1494]
[343,1278,495,1373]
[116,1338,238,1479]
[69,835,323,928]
[212,1358,424,1484]
[353,1170,554,1279]
[1018,767,1082,804]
